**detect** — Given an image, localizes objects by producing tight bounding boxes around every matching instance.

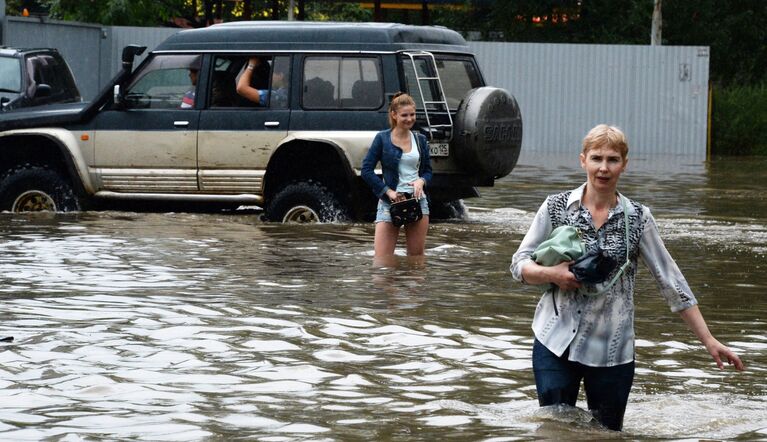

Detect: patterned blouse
[510,183,698,367]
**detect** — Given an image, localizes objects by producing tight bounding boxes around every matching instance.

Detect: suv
[0,22,522,221]
[0,47,81,111]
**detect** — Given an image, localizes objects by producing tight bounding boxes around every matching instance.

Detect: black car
[0,47,81,111]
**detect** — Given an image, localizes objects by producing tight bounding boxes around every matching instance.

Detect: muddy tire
[452,87,523,178]
[0,164,81,212]
[264,180,349,223]
[429,199,467,221]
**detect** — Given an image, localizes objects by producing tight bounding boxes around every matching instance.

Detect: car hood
[0,101,89,131]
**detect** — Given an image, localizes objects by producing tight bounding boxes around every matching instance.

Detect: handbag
[531,225,585,266]
[532,196,631,298]
[390,194,423,227]
[571,196,631,296]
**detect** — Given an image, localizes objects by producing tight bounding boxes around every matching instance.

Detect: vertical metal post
[242,0,252,20]
[651,0,662,45]
[0,0,6,45]
[288,0,295,21]
[374,0,382,22]
[707,81,713,160]
[421,0,430,25]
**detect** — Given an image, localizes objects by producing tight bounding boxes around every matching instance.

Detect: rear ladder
[402,51,453,141]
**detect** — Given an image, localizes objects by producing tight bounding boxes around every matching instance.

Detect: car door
[196,55,291,194]
[91,54,201,194]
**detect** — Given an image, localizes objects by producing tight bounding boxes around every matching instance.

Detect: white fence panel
[469,42,710,160]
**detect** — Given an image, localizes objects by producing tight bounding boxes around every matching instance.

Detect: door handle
[264,121,280,128]
[174,120,190,128]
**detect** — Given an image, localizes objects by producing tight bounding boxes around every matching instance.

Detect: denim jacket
[361,129,433,202]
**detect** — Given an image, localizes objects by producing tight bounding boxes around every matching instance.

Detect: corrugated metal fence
[1,16,709,160]
[470,42,710,160]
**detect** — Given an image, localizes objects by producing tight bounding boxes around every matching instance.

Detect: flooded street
[1,154,765,441]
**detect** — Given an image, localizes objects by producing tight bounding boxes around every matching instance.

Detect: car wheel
[0,164,81,212]
[429,199,467,221]
[265,180,348,223]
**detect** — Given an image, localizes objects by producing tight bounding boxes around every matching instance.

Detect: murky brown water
[1,154,765,441]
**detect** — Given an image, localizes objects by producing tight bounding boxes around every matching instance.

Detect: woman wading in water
[361,92,432,258]
[510,124,744,431]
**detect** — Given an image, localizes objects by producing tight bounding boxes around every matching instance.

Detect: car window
[0,56,21,92]
[124,54,201,109]
[436,58,482,109]
[402,55,482,110]
[302,56,382,110]
[26,54,80,103]
[211,54,289,109]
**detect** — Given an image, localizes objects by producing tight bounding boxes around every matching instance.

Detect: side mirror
[112,84,125,110]
[34,84,52,98]
[1,97,9,110]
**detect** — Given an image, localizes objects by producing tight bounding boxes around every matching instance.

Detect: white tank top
[396,132,420,193]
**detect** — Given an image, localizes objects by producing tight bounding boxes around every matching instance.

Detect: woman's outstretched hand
[704,338,745,371]
[679,305,745,371]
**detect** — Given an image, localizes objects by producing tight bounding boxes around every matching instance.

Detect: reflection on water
[1,156,765,440]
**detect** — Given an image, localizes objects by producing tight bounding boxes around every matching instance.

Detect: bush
[712,82,767,155]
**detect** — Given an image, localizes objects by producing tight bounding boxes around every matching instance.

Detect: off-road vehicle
[0,47,81,111]
[0,21,522,221]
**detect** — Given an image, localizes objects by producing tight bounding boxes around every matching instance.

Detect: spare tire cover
[451,87,523,178]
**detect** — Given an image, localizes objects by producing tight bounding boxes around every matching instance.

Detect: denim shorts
[532,339,634,431]
[375,196,429,223]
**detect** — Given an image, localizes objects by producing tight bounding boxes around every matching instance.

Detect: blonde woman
[510,124,743,431]
[361,92,432,257]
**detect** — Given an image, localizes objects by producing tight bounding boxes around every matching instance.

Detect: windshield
[0,56,22,92]
[401,54,482,111]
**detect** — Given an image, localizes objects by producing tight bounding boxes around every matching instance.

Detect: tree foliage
[40,0,188,26]
[661,1,767,85]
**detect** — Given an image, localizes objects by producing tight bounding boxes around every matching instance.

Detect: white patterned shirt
[510,183,698,367]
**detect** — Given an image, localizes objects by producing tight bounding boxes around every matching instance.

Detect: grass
[711,82,767,156]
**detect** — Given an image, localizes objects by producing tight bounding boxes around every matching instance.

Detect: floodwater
[1,154,765,441]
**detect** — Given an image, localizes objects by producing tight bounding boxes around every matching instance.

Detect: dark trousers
[532,339,635,431]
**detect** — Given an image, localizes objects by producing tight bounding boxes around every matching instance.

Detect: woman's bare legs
[404,215,429,256]
[374,221,400,257]
[374,215,429,257]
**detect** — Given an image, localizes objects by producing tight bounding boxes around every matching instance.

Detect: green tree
[662,1,767,86]
[305,1,371,22]
[41,0,188,26]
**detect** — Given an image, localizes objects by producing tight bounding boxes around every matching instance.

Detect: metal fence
[470,41,710,161]
[1,16,710,160]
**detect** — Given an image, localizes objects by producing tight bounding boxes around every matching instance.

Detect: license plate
[430,143,449,157]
